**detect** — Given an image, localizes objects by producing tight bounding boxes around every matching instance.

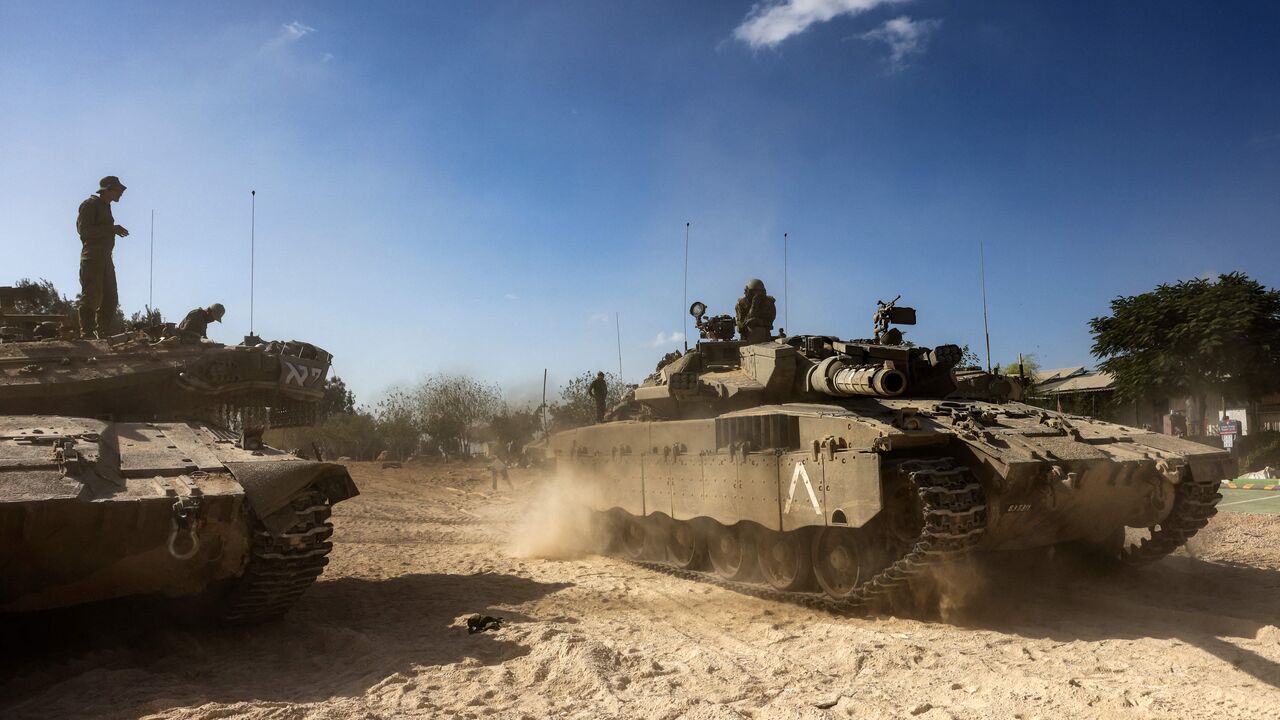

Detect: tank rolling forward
[549,296,1230,611]
[0,317,358,622]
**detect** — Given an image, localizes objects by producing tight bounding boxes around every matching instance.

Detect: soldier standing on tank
[735,278,776,343]
[76,176,129,338]
[178,303,226,338]
[589,371,608,423]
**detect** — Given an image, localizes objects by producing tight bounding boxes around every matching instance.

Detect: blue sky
[3,1,1278,405]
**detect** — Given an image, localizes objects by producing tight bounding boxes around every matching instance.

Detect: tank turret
[632,298,962,417]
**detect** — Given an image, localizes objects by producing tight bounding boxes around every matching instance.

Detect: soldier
[76,176,129,338]
[735,278,776,343]
[588,371,608,423]
[178,303,226,339]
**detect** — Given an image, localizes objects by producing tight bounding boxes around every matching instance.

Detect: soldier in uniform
[76,176,129,338]
[178,303,225,338]
[735,278,776,343]
[588,371,608,423]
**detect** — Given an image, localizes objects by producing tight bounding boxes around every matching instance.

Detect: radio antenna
[541,368,548,435]
[615,311,623,378]
[250,190,256,337]
[980,240,992,373]
[783,231,789,333]
[683,222,690,351]
[148,209,155,312]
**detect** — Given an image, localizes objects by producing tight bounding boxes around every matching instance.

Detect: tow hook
[168,488,205,560]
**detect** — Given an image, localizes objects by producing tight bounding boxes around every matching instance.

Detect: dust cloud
[507,470,610,560]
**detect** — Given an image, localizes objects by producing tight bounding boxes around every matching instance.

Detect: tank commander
[735,278,776,343]
[589,371,608,423]
[178,303,226,339]
[76,176,129,338]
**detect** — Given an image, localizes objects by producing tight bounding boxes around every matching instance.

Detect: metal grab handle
[167,520,201,560]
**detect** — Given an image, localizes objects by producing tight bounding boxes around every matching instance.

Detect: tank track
[218,487,334,623]
[622,459,987,616]
[1120,467,1222,566]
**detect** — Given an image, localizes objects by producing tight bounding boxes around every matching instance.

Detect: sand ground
[3,461,1279,720]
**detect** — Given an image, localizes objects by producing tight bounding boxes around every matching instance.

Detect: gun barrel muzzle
[808,358,907,398]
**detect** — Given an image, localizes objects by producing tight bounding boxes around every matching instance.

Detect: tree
[1090,272,1280,434]
[375,388,423,460]
[551,371,629,431]
[1000,353,1041,383]
[321,376,357,416]
[414,373,502,454]
[956,344,983,370]
[128,307,164,329]
[10,278,74,316]
[485,404,542,449]
[7,277,123,334]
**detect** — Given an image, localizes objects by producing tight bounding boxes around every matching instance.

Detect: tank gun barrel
[807,357,907,398]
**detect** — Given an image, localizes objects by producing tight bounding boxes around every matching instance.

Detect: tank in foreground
[548,295,1228,612]
[0,317,358,622]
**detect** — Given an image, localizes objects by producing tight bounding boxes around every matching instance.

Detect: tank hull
[551,398,1230,608]
[0,415,357,618]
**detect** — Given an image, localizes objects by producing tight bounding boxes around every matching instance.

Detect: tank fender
[224,460,358,534]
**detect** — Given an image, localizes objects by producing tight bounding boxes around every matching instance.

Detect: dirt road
[3,462,1279,719]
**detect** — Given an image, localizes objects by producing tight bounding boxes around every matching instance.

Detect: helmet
[745,278,765,292]
[209,303,226,322]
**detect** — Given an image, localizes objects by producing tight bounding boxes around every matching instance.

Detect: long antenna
[980,240,992,373]
[148,209,155,312]
[683,222,690,351]
[783,231,789,333]
[250,190,256,336]
[615,311,623,378]
[541,368,548,435]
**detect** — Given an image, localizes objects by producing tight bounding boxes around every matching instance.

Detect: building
[1031,366,1277,440]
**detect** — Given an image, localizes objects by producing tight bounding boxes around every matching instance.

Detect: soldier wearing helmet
[76,175,129,338]
[735,278,776,343]
[178,303,225,339]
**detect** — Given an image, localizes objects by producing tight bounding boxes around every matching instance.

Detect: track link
[621,459,988,616]
[219,488,334,623]
[1120,467,1222,566]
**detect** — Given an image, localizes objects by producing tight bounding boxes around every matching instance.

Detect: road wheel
[811,527,864,599]
[757,529,814,592]
[617,513,648,560]
[707,523,757,581]
[666,520,707,570]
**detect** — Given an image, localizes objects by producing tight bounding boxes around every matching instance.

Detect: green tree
[1000,352,1041,381]
[374,388,423,460]
[128,307,164,329]
[485,404,542,449]
[414,373,502,454]
[1090,272,1280,434]
[956,344,983,370]
[551,371,629,431]
[8,277,123,334]
[321,376,357,416]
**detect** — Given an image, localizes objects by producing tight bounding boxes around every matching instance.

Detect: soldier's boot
[76,304,97,339]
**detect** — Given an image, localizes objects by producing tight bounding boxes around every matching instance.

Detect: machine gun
[689,301,736,341]
[873,295,916,345]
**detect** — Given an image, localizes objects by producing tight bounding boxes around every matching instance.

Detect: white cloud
[734,0,906,49]
[503,293,519,301]
[650,331,686,347]
[263,21,316,52]
[589,312,610,323]
[859,16,941,72]
[281,21,316,42]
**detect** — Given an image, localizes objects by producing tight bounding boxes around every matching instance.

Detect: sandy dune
[3,461,1279,719]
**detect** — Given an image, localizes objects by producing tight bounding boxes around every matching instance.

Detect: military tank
[549,292,1229,612]
[0,298,358,622]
